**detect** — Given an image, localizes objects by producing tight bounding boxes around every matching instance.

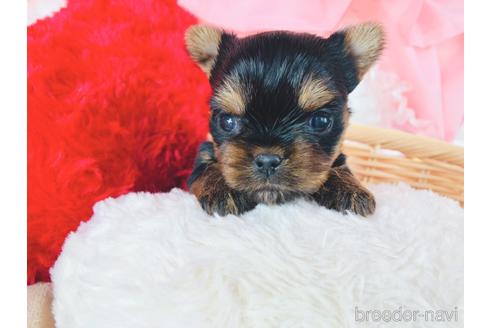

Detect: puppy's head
[185,23,384,203]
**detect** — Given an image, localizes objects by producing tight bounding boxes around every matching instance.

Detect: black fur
[209,32,351,151]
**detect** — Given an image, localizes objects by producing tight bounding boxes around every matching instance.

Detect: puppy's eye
[308,113,333,132]
[219,113,239,133]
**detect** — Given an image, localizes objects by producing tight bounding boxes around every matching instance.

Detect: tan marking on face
[218,139,336,195]
[220,143,289,191]
[298,75,336,111]
[213,76,248,115]
[219,141,254,189]
[283,139,333,193]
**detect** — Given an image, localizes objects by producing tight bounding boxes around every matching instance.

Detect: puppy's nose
[254,154,283,177]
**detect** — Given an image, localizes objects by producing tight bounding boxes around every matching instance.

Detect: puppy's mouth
[250,172,293,191]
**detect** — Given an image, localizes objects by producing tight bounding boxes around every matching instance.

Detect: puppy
[185,23,384,217]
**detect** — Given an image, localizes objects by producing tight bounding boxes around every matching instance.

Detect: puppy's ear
[327,22,385,93]
[184,24,236,77]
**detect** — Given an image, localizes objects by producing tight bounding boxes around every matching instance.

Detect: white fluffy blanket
[51,184,463,327]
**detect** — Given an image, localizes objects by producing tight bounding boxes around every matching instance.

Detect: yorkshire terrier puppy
[185,23,384,217]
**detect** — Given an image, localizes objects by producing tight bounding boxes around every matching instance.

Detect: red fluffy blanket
[28,0,210,283]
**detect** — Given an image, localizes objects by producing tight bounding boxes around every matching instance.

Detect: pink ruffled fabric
[178,0,463,141]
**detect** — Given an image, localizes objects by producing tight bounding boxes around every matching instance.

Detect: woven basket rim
[345,124,464,167]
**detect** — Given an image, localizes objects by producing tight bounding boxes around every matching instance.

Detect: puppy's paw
[198,189,253,216]
[314,182,376,217]
[313,163,376,217]
[190,165,256,216]
[332,187,375,217]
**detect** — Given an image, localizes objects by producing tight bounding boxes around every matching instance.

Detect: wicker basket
[344,124,464,206]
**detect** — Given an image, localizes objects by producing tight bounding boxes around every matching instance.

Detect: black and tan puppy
[185,23,384,217]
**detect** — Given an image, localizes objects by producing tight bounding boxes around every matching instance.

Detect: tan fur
[220,141,255,190]
[315,164,376,216]
[285,140,333,193]
[225,192,239,214]
[184,25,223,76]
[255,190,285,205]
[343,23,385,79]
[213,75,249,115]
[199,150,214,164]
[298,75,335,111]
[219,139,334,194]
[190,163,240,215]
[190,164,221,199]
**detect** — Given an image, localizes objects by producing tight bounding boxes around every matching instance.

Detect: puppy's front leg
[188,142,257,216]
[313,154,376,217]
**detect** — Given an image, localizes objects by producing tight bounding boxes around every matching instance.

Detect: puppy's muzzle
[254,153,283,178]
